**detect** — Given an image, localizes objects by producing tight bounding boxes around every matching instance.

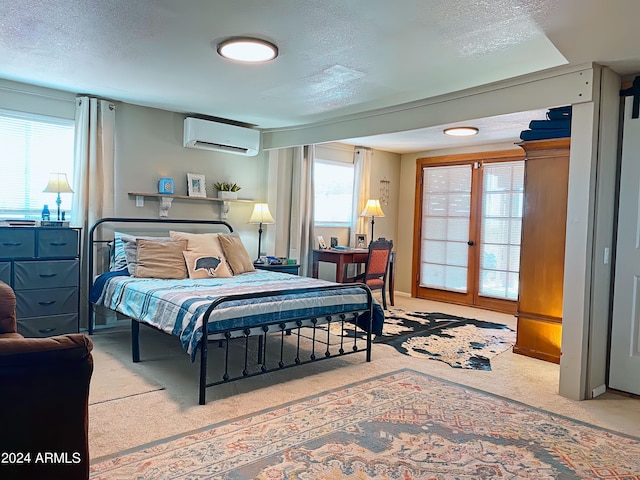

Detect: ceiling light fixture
[443,127,479,137]
[217,37,278,63]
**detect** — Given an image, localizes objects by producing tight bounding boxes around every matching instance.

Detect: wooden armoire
[515,137,570,364]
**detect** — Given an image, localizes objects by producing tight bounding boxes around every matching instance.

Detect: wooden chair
[353,239,393,309]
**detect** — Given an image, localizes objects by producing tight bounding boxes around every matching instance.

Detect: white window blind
[313,159,355,226]
[420,164,472,292]
[0,109,74,219]
[479,161,524,300]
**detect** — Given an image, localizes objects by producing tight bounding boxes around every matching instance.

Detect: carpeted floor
[90,368,640,479]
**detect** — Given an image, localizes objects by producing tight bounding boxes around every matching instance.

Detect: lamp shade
[360,199,385,218]
[248,203,276,224]
[43,173,74,193]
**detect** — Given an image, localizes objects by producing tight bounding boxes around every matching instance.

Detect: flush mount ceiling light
[217,37,278,63]
[443,127,479,137]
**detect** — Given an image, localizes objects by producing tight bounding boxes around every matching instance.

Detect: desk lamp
[43,173,74,221]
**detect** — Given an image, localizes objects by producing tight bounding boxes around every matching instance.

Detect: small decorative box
[158,178,174,194]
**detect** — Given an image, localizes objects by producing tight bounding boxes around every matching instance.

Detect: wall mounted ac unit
[183,117,260,156]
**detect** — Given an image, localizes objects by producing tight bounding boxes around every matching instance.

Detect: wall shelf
[128,192,253,219]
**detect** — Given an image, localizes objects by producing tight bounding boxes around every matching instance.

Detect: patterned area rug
[90,369,640,479]
[323,308,516,370]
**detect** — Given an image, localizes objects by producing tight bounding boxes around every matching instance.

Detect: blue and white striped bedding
[92,270,381,361]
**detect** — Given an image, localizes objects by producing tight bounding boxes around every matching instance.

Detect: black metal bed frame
[88,217,373,405]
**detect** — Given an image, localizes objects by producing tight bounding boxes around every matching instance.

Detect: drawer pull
[49,242,68,247]
[2,242,22,247]
[39,273,57,278]
[38,328,56,334]
[38,300,56,306]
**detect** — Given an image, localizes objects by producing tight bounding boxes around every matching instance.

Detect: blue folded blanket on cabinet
[520,106,571,141]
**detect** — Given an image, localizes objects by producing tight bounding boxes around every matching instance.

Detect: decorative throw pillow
[169,231,233,277]
[121,235,173,275]
[134,239,188,279]
[183,251,233,279]
[218,234,255,275]
[111,232,131,271]
[169,231,220,252]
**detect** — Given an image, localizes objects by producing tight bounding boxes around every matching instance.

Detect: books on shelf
[40,220,70,227]
[4,219,37,226]
[1,219,71,228]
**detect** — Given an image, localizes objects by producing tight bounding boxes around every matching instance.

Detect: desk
[312,249,396,306]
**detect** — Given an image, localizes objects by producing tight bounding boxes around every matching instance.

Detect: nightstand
[254,263,301,275]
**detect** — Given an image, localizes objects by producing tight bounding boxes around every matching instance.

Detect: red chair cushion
[368,250,389,276]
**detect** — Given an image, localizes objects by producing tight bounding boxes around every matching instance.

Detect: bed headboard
[87,217,235,332]
[88,217,234,281]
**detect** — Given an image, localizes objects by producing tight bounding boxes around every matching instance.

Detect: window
[479,161,523,300]
[313,159,355,226]
[0,109,75,220]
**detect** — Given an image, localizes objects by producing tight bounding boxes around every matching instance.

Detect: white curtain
[72,96,116,328]
[289,145,315,277]
[350,147,372,246]
[72,97,116,229]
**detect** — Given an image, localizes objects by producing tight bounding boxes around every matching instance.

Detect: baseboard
[592,384,607,398]
[394,291,411,298]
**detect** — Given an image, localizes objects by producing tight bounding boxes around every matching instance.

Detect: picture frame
[187,173,207,197]
[355,233,367,249]
[317,235,327,249]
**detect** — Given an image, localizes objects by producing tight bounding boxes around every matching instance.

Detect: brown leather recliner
[0,280,93,480]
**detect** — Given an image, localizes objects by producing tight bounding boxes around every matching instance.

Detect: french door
[412,151,524,313]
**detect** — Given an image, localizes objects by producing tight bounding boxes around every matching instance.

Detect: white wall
[367,148,400,244]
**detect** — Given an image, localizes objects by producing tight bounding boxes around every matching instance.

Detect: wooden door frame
[412,149,524,314]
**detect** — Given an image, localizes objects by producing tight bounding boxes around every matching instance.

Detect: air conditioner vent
[183,117,260,156]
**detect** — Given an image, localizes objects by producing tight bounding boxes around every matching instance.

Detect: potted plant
[214,181,241,200]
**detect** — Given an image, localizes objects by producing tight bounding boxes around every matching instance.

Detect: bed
[88,217,383,404]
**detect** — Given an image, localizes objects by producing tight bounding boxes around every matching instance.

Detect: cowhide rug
[321,308,516,370]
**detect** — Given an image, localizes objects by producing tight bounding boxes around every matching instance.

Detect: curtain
[350,147,372,246]
[72,96,116,328]
[289,145,315,277]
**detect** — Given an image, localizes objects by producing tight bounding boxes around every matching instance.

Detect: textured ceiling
[1,0,639,153]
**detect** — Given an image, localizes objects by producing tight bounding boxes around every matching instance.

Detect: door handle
[467,240,475,246]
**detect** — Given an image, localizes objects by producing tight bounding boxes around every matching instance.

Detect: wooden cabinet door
[515,138,570,363]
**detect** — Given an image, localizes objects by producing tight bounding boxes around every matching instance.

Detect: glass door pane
[420,164,472,293]
[479,161,524,300]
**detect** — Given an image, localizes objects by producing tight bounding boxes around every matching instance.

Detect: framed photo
[355,233,367,249]
[187,173,206,197]
[317,235,327,249]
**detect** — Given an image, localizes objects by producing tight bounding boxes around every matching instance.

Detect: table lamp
[248,203,276,262]
[360,199,385,242]
[43,173,74,221]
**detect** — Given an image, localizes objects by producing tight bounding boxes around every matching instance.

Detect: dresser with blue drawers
[0,226,80,337]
